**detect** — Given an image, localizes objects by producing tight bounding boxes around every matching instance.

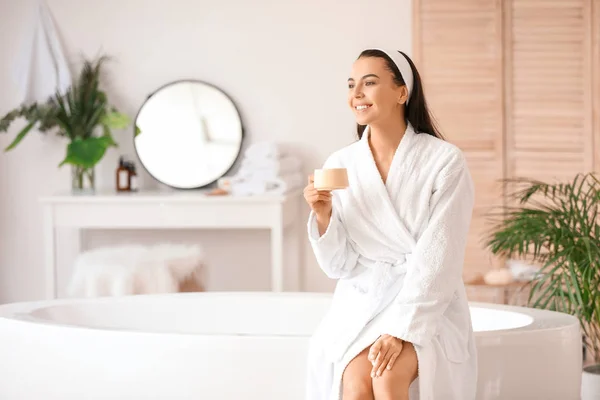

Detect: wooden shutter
[413,0,505,277]
[594,0,600,171]
[415,0,599,285]
[505,0,594,182]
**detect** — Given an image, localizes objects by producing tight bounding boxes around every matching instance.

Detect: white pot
[582,364,600,400]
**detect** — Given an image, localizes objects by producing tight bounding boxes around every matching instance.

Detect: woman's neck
[368,116,407,159]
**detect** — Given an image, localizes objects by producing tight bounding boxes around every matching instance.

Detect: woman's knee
[342,377,373,400]
[372,372,413,400]
[342,348,374,400]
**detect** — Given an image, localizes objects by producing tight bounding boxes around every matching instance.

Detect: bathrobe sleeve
[307,204,360,279]
[307,153,360,279]
[383,153,475,347]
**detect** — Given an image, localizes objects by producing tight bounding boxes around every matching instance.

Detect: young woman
[303,48,477,400]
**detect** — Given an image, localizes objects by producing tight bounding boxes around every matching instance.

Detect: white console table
[40,189,304,299]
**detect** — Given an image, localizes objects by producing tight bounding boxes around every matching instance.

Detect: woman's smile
[355,104,373,112]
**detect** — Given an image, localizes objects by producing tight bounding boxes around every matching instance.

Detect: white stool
[67,243,206,298]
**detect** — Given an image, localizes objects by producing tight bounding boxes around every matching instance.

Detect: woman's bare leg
[342,347,375,400]
[371,341,418,400]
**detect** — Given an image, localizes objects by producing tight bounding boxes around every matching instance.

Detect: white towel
[507,259,539,281]
[267,173,303,194]
[229,172,303,196]
[244,141,283,160]
[12,0,71,106]
[238,155,302,179]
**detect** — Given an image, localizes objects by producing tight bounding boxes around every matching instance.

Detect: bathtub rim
[0,291,579,340]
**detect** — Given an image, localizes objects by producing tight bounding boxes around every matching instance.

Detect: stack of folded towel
[220,142,303,196]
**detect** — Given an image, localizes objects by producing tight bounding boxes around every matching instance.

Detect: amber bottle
[116,157,130,192]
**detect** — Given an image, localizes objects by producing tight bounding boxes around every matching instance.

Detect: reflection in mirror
[134,80,243,189]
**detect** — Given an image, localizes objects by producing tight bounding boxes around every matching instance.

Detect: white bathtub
[0,292,582,400]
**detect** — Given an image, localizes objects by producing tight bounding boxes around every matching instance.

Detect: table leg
[296,198,304,292]
[43,205,56,300]
[271,223,283,292]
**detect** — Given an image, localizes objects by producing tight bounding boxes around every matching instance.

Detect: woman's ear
[397,86,409,105]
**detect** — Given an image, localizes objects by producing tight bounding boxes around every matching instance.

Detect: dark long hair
[356,49,443,140]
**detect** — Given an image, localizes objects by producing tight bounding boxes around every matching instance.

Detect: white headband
[370,48,414,104]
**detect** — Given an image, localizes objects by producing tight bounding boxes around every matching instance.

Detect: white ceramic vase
[581,364,600,400]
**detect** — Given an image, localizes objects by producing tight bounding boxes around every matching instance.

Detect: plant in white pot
[0,55,129,192]
[484,173,600,399]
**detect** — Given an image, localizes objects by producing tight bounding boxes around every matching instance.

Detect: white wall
[0,0,412,304]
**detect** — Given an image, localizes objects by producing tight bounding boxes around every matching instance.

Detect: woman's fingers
[303,182,331,196]
[368,339,382,362]
[303,185,331,199]
[303,174,333,213]
[370,352,381,378]
[369,336,404,377]
[378,343,401,377]
[315,192,332,201]
[386,351,400,371]
[370,345,388,378]
[309,188,331,196]
[307,191,331,203]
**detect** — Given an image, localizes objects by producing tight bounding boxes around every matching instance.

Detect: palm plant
[484,173,600,365]
[0,55,129,191]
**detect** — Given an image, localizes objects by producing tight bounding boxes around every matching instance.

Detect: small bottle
[116,157,130,192]
[129,162,139,192]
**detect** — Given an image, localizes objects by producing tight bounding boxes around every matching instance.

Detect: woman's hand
[368,334,404,378]
[303,175,332,225]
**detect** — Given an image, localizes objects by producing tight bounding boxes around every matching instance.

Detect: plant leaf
[4,120,37,151]
[101,111,130,130]
[101,124,118,147]
[484,172,600,363]
[1,55,129,156]
[58,136,114,168]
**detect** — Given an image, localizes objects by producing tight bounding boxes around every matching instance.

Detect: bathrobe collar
[356,122,417,252]
[360,122,416,191]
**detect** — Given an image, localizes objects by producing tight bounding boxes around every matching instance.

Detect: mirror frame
[133,79,245,190]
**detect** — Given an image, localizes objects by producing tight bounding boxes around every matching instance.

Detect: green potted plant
[0,55,129,192]
[484,173,600,399]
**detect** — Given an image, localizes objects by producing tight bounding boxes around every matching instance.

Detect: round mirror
[133,80,243,189]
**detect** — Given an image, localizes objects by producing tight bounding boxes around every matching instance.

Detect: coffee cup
[313,168,349,191]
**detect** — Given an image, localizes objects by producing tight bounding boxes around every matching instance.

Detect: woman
[303,48,477,400]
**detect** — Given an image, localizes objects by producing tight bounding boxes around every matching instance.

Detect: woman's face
[347,56,407,126]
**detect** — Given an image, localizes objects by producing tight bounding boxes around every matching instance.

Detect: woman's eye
[365,81,375,86]
[348,84,355,89]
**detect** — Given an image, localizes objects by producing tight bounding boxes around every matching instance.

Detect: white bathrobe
[306,123,477,400]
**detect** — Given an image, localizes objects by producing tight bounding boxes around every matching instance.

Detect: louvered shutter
[506,0,594,182]
[593,0,600,171]
[414,0,505,277]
